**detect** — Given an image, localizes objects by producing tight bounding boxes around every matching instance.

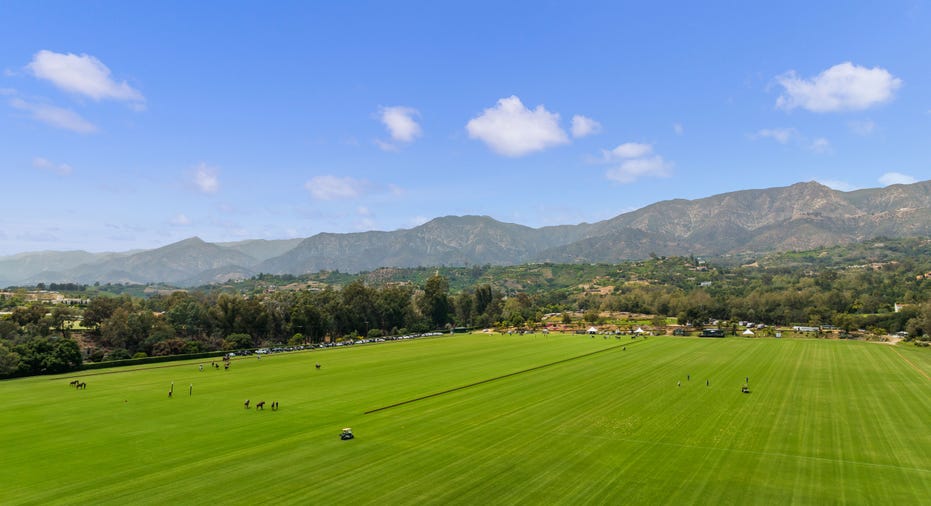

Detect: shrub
[105,348,132,361]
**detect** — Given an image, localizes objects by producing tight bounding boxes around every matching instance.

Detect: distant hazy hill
[215,238,304,263]
[2,180,929,287]
[0,250,134,288]
[256,215,595,274]
[45,237,257,286]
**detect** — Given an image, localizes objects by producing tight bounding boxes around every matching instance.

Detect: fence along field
[0,334,928,504]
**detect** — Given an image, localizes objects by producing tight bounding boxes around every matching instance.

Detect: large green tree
[419,273,451,328]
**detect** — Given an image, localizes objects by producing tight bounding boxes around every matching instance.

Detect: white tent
[742,329,755,336]
[587,327,598,334]
[634,327,646,334]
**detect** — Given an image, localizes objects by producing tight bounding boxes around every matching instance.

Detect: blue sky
[1,1,929,255]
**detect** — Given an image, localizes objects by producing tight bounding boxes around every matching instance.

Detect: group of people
[245,399,279,410]
[199,356,232,371]
[675,375,710,387]
[674,375,751,391]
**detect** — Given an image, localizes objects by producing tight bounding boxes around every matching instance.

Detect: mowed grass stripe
[1,335,929,505]
[363,339,647,414]
[325,338,929,504]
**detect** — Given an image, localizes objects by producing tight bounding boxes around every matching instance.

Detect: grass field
[1,334,929,505]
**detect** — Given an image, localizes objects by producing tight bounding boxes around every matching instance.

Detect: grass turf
[0,334,928,504]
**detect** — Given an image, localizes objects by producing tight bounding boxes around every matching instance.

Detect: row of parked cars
[228,332,447,357]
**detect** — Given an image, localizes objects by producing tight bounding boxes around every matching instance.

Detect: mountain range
[3,180,929,287]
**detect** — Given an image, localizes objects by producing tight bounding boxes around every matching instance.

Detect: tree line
[1,250,930,378]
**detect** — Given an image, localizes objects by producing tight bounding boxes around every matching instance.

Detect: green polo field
[1,334,929,505]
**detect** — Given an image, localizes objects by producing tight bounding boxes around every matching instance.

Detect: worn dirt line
[890,347,931,382]
[364,340,644,414]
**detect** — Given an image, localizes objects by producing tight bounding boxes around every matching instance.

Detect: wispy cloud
[32,157,73,175]
[467,95,569,157]
[751,128,798,144]
[409,216,430,227]
[848,120,876,136]
[775,62,902,112]
[599,142,672,184]
[191,162,219,193]
[571,115,601,138]
[817,179,858,192]
[170,213,191,226]
[809,137,831,154]
[355,206,376,230]
[673,123,684,135]
[750,128,830,154]
[305,175,366,200]
[878,172,916,186]
[603,142,653,160]
[606,155,673,183]
[10,97,97,133]
[27,50,145,109]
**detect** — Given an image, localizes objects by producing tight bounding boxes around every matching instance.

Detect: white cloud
[192,163,219,193]
[10,97,97,133]
[752,128,798,144]
[571,115,601,138]
[466,95,569,157]
[848,120,875,136]
[606,156,673,184]
[27,50,145,108]
[775,62,902,112]
[379,106,421,143]
[809,137,831,154]
[878,172,917,186]
[817,179,858,192]
[603,142,653,160]
[597,141,673,184]
[673,123,684,135]
[32,157,73,175]
[170,213,191,226]
[305,175,365,200]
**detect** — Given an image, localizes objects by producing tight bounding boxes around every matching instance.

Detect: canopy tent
[587,327,598,334]
[742,329,755,336]
[633,327,646,334]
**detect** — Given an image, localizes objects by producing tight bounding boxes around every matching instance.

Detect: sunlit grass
[1,334,928,504]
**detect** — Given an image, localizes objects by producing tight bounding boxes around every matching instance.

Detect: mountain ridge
[2,180,929,287]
